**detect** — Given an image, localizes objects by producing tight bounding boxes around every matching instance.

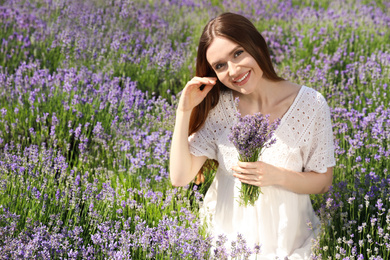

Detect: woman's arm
[170,109,208,186]
[169,76,216,187]
[278,166,333,194]
[232,161,333,194]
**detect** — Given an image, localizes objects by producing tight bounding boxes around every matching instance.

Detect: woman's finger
[232,165,259,175]
[192,76,217,83]
[237,161,260,169]
[187,77,217,88]
[235,173,262,186]
[233,171,257,179]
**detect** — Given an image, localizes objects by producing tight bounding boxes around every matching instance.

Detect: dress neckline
[228,85,306,124]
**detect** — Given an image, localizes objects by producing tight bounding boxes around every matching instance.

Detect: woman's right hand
[177,76,217,112]
[170,76,215,186]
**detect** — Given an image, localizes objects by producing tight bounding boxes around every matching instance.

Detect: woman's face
[206,36,263,95]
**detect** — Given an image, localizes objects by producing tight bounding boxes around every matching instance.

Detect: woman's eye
[215,63,225,70]
[234,50,243,58]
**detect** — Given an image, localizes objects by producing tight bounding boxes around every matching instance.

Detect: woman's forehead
[206,37,241,64]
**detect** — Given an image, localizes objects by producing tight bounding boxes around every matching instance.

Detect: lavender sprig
[229,106,280,207]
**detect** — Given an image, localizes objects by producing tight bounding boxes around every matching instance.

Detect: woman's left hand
[232,161,283,187]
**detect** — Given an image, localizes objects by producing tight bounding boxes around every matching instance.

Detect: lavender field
[0,0,389,259]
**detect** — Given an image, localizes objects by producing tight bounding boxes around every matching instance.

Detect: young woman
[170,12,335,259]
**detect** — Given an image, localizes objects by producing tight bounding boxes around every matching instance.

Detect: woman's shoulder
[283,85,330,129]
[218,88,235,107]
[208,89,235,117]
[282,86,332,142]
[301,86,328,103]
[203,89,236,128]
[299,86,330,111]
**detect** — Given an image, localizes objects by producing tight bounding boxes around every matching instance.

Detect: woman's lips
[233,71,251,85]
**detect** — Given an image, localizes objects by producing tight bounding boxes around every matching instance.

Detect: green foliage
[1,0,390,258]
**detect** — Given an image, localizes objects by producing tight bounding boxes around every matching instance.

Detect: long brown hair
[190,12,284,183]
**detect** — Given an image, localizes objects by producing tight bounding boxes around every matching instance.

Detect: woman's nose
[227,61,239,77]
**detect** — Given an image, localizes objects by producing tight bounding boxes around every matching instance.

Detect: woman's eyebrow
[211,46,242,68]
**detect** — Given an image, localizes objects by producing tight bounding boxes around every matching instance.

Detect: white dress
[188,86,336,259]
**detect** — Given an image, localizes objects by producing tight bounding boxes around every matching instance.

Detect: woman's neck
[233,80,301,122]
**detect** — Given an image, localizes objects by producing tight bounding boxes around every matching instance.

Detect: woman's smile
[232,70,251,85]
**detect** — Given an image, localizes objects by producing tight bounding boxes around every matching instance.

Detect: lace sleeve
[188,123,218,160]
[303,97,336,173]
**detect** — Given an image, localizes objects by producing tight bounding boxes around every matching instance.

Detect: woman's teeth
[235,71,249,83]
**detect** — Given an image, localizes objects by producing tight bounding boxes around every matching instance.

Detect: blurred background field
[0,0,389,258]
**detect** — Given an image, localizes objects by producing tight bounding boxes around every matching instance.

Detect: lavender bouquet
[229,110,281,207]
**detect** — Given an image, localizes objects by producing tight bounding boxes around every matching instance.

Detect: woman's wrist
[275,166,289,188]
[176,107,193,117]
[174,109,192,132]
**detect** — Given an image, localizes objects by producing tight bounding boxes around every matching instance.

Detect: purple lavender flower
[214,234,228,259]
[228,105,280,206]
[1,108,7,118]
[229,109,280,162]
